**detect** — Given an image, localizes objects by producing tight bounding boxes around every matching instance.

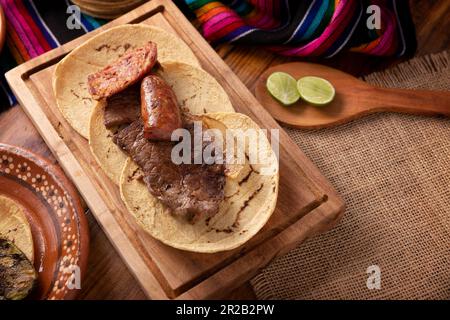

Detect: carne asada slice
[114,119,225,223]
[88,42,157,100]
[104,84,140,128]
[0,238,36,300]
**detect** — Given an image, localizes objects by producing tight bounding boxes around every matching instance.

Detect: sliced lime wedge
[297,76,335,105]
[266,72,300,106]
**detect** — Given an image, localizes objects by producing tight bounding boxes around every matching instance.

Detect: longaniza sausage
[140,75,182,141]
[88,42,157,100]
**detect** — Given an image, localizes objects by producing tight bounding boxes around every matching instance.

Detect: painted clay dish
[0,144,89,300]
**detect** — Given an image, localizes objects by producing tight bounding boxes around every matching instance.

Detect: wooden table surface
[1,1,449,300]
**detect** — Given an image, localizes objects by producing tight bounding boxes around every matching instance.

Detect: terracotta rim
[0,143,89,300]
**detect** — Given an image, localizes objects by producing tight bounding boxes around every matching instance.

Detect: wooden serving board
[6,0,344,299]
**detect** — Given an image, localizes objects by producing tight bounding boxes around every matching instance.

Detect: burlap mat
[251,51,450,300]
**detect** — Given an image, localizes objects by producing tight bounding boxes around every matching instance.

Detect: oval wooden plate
[255,62,450,129]
[0,144,89,300]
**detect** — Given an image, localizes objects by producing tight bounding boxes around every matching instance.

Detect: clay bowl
[71,0,147,19]
[0,5,5,52]
[0,144,89,300]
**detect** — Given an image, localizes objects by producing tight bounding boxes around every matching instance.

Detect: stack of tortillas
[53,24,279,253]
[71,0,148,19]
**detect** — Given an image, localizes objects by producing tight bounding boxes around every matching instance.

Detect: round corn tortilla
[89,61,234,184]
[0,195,34,262]
[53,24,200,138]
[119,112,279,253]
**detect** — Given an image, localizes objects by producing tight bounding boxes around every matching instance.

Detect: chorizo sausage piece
[88,42,157,100]
[140,75,182,141]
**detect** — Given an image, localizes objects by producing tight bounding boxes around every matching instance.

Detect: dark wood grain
[0,0,449,299]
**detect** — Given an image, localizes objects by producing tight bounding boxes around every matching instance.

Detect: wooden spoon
[255,62,450,129]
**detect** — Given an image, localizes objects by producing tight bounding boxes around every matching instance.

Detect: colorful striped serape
[183,0,416,57]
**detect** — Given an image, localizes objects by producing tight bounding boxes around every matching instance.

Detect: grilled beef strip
[113,119,225,223]
[104,84,140,128]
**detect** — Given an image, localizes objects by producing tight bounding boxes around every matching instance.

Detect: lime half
[297,76,335,105]
[266,72,300,106]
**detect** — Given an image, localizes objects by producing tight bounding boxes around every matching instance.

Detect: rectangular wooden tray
[6,0,345,299]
